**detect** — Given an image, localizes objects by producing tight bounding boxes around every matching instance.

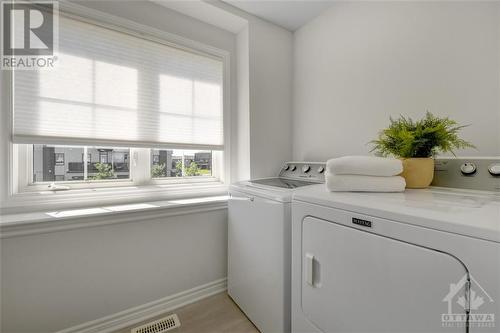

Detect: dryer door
[302,216,468,333]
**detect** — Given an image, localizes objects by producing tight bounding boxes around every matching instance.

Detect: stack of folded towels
[326,156,406,192]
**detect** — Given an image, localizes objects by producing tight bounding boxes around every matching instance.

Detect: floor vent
[131,314,181,333]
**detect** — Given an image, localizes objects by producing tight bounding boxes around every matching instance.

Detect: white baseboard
[57,278,227,333]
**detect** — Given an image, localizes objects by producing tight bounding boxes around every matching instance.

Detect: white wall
[1,209,227,333]
[235,26,251,181]
[498,4,500,154]
[0,70,8,204]
[248,20,293,178]
[293,1,500,161]
[209,0,294,179]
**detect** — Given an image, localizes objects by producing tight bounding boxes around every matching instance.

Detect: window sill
[0,194,228,239]
[1,182,228,215]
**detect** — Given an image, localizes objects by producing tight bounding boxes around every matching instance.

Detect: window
[11,10,227,192]
[32,145,130,183]
[151,149,213,178]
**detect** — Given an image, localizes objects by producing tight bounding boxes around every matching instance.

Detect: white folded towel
[327,156,403,177]
[326,174,406,192]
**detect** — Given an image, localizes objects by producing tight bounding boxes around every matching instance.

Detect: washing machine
[291,158,500,333]
[228,162,326,333]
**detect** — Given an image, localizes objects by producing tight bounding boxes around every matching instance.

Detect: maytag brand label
[352,217,372,228]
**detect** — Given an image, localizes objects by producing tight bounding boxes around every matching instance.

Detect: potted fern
[371,112,475,188]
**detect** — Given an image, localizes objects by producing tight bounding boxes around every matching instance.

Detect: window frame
[5,2,231,198]
[15,145,223,193]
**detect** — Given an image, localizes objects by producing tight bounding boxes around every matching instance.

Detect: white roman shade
[13,15,224,150]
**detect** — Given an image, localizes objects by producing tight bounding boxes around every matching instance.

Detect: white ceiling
[223,0,334,31]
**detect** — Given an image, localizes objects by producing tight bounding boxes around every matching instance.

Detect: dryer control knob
[488,164,500,176]
[283,165,290,171]
[302,165,311,173]
[290,165,297,171]
[317,166,325,174]
[460,163,477,175]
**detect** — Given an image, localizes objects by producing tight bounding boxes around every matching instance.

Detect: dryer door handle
[305,253,315,286]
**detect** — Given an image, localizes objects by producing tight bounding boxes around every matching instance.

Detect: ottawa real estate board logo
[442,274,495,329]
[1,0,58,69]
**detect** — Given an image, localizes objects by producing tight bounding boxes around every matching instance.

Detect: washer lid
[231,177,319,202]
[230,180,294,202]
[293,184,500,243]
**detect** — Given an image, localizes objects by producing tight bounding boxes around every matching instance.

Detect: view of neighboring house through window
[151,149,212,178]
[32,145,130,182]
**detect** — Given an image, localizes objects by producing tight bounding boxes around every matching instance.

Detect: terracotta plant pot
[399,158,434,189]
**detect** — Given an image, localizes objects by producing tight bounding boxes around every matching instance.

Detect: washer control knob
[488,164,500,176]
[283,165,290,171]
[290,165,297,171]
[317,166,325,174]
[302,165,311,173]
[460,163,477,175]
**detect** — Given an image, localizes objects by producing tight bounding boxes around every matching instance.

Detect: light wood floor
[114,292,260,333]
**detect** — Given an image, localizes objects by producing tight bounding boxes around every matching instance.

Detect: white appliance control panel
[279,162,326,183]
[434,158,500,191]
